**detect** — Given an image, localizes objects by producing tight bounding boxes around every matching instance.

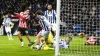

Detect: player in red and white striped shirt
[14,8,34,47]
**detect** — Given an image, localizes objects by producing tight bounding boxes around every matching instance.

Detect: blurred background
[0,0,100,37]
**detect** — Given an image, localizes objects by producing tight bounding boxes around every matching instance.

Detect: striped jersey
[2,18,11,28]
[15,12,30,28]
[53,39,69,49]
[37,15,50,31]
[44,10,56,24]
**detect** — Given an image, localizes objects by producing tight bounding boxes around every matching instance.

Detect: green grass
[0,36,54,56]
[60,36,100,56]
[0,36,100,56]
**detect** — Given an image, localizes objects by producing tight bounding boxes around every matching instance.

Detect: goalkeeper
[32,37,72,50]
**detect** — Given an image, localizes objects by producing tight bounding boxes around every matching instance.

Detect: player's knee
[17,31,21,35]
[36,35,39,39]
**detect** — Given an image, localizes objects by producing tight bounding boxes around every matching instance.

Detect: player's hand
[11,15,14,17]
[5,22,8,24]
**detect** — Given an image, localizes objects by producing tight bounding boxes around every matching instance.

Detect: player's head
[65,37,72,44]
[35,10,44,15]
[3,11,9,18]
[5,14,9,18]
[24,8,30,14]
[47,4,52,10]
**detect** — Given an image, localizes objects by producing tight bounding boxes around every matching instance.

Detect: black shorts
[18,27,28,35]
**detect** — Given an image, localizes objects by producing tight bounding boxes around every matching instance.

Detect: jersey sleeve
[54,10,56,17]
[43,16,50,25]
[54,10,56,15]
[44,11,47,16]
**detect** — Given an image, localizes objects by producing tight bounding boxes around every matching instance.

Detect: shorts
[40,30,50,38]
[5,27,11,33]
[18,27,28,35]
[49,24,56,31]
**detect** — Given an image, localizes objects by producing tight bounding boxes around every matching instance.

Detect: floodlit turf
[60,36,100,56]
[0,36,54,56]
[0,36,100,56]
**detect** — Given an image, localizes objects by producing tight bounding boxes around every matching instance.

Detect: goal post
[55,0,61,56]
[55,0,100,56]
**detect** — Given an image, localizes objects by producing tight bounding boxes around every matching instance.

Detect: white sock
[7,33,10,40]
[10,33,13,40]
[21,42,24,47]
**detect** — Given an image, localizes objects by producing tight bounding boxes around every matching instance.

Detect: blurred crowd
[60,0,100,36]
[0,0,56,27]
[0,0,56,35]
[0,0,56,13]
[0,0,100,36]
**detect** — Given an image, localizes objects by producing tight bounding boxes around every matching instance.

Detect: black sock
[20,39,23,42]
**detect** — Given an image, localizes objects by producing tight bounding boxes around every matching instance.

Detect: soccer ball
[78,32,85,38]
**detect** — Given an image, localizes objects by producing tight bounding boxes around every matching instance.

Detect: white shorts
[40,30,50,38]
[5,27,11,33]
[49,24,56,31]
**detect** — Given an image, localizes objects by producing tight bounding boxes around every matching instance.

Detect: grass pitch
[0,36,54,56]
[0,36,100,56]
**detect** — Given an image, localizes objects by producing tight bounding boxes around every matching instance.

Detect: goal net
[55,0,100,56]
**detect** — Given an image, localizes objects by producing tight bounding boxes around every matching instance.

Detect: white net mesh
[59,0,100,56]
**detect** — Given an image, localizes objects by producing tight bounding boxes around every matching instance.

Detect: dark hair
[35,10,44,15]
[47,4,52,7]
[24,8,30,11]
[3,11,8,15]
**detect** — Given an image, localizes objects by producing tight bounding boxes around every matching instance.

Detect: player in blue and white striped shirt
[34,10,52,50]
[44,5,56,36]
[2,14,13,40]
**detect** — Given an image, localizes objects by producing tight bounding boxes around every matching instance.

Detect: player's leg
[34,30,49,50]
[7,32,10,40]
[33,31,42,50]
[41,30,55,49]
[26,33,31,42]
[51,24,56,37]
[31,37,45,50]
[5,27,10,40]
[17,28,24,46]
[41,30,50,44]
[48,31,54,43]
[8,27,13,40]
[41,44,54,50]
[9,32,13,40]
[24,29,34,46]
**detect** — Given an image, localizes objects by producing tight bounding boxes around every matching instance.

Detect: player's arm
[54,10,56,15]
[44,11,47,17]
[43,16,52,26]
[11,12,28,20]
[54,10,57,18]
